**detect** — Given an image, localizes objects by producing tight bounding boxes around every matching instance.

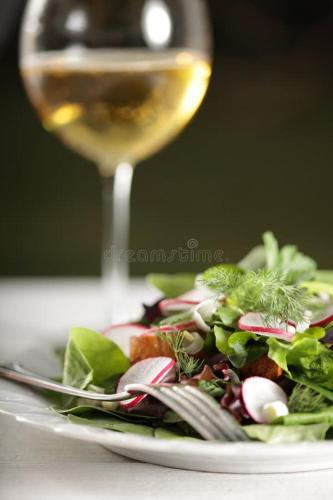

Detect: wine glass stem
[101,162,134,323]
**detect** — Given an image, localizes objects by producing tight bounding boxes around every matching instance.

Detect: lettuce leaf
[63,327,130,388]
[213,326,258,367]
[147,273,196,298]
[267,329,333,389]
[314,270,333,285]
[263,231,316,284]
[243,423,329,443]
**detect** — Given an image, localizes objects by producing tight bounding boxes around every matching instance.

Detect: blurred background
[1,0,333,277]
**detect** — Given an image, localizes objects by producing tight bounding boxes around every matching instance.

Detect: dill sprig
[204,266,309,324]
[157,331,203,377]
[288,384,329,413]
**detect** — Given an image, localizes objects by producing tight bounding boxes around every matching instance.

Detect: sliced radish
[147,320,197,335]
[159,298,198,316]
[309,304,333,327]
[102,323,149,356]
[241,376,288,423]
[238,312,295,341]
[159,287,217,316]
[117,357,176,409]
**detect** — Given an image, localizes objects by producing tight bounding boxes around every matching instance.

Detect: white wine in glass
[20,0,212,321]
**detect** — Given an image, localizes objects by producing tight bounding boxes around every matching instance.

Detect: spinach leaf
[63,327,130,387]
[68,414,154,436]
[63,338,93,389]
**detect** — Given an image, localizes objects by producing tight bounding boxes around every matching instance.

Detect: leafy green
[238,245,266,271]
[158,311,193,326]
[214,325,233,355]
[63,339,93,389]
[68,414,154,436]
[147,273,196,298]
[228,331,258,367]
[314,270,333,285]
[276,407,333,426]
[263,231,316,284]
[288,384,329,413]
[217,305,241,326]
[267,329,333,389]
[243,423,329,443]
[213,326,258,367]
[301,280,333,297]
[63,328,130,387]
[197,379,225,398]
[154,427,200,440]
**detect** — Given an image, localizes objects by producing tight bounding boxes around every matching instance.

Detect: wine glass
[19,0,212,322]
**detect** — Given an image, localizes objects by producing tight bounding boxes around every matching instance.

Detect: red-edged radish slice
[241,376,288,423]
[102,323,149,356]
[159,298,198,316]
[238,312,295,341]
[159,287,217,316]
[147,320,197,335]
[309,304,333,328]
[117,357,176,409]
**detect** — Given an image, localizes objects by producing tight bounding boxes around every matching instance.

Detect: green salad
[53,232,333,443]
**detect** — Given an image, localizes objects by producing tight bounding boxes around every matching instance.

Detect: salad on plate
[54,232,333,444]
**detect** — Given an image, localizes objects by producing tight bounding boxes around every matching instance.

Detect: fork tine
[173,386,238,441]
[159,386,227,441]
[125,383,223,441]
[170,385,239,442]
[183,385,249,442]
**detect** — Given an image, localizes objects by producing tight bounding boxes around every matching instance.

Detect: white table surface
[1,278,333,500]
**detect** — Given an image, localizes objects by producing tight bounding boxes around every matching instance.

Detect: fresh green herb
[204,265,309,325]
[288,384,329,413]
[203,264,245,293]
[157,330,203,377]
[230,270,309,325]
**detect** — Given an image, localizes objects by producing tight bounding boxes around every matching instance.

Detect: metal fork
[0,363,248,441]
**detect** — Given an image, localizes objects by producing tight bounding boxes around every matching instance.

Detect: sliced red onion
[193,299,218,333]
[117,357,176,410]
[182,331,205,355]
[238,312,295,341]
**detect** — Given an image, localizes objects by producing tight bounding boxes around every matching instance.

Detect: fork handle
[0,363,132,401]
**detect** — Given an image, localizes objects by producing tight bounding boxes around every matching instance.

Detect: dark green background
[1,0,332,276]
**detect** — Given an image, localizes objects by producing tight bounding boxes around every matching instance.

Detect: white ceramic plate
[1,342,333,474]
